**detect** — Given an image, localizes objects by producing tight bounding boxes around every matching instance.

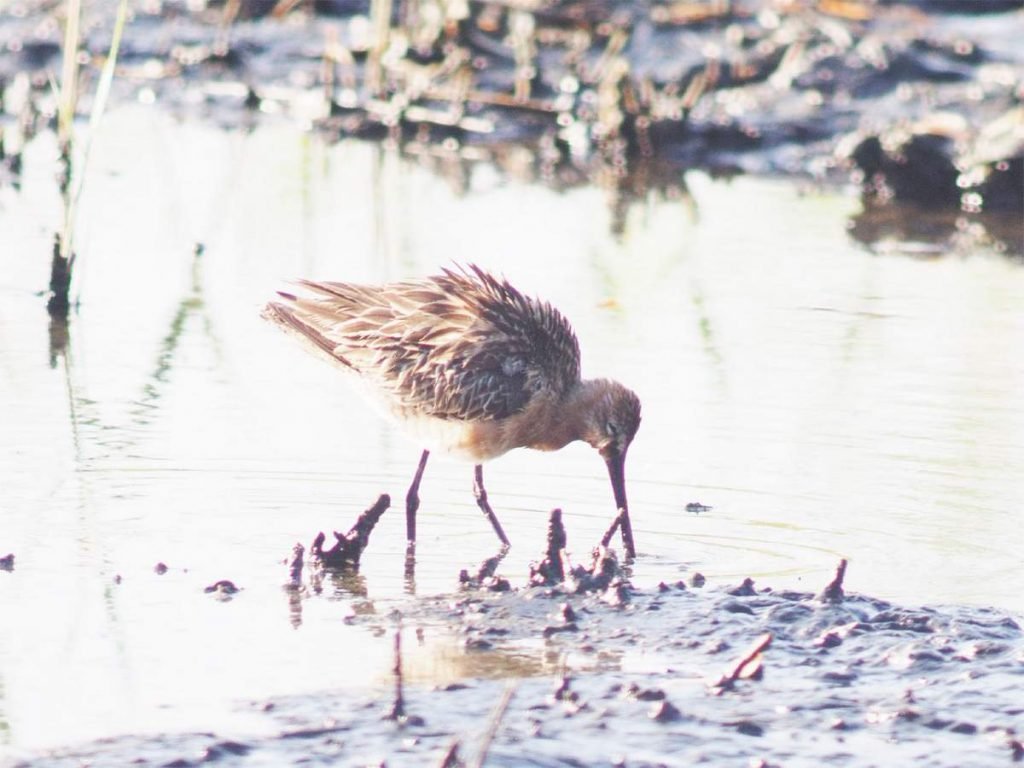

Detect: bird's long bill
[604,448,636,558]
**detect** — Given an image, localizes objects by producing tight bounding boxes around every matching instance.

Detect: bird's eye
[605,421,618,439]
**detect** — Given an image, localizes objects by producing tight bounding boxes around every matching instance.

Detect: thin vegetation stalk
[56,0,81,155]
[470,683,516,768]
[64,0,130,243]
[49,0,82,317]
[50,0,129,317]
[367,0,393,97]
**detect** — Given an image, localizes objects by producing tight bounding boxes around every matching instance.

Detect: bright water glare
[1,107,1022,753]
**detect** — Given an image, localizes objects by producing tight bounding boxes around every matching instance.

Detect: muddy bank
[1,0,1022,252]
[12,508,1024,768]
[13,555,1024,767]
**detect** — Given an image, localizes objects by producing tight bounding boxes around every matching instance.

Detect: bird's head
[579,379,641,555]
[581,379,642,462]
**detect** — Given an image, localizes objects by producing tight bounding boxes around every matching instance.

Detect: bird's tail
[261,295,357,372]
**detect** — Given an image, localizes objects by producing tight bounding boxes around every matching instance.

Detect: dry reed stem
[367,0,394,97]
[49,0,129,319]
[57,0,81,152]
[469,683,516,768]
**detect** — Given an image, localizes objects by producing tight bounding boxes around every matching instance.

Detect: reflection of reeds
[140,254,220,412]
[311,0,713,229]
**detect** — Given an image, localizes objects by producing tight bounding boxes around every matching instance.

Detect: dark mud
[7,471,1019,767]
[13,543,1024,767]
[1,0,1022,252]
[309,493,392,569]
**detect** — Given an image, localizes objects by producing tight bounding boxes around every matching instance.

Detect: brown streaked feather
[261,300,357,369]
[262,265,582,423]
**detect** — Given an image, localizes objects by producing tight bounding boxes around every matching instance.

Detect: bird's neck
[516,380,603,452]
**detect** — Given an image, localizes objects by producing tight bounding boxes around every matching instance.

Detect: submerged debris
[649,698,685,723]
[564,547,629,603]
[309,493,390,569]
[459,547,511,592]
[204,579,240,597]
[523,508,630,602]
[728,577,758,597]
[527,508,567,587]
[1010,737,1024,762]
[710,632,773,693]
[820,558,848,603]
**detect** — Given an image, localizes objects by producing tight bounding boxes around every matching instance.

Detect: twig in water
[712,632,773,692]
[309,494,391,569]
[48,0,80,316]
[437,739,461,768]
[820,558,848,603]
[49,0,130,318]
[470,683,516,768]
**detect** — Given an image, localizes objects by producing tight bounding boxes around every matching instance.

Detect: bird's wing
[262,266,581,422]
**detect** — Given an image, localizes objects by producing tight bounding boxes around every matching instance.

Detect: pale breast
[389,409,512,462]
[384,390,582,462]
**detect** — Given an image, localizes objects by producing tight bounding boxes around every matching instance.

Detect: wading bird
[262,265,641,556]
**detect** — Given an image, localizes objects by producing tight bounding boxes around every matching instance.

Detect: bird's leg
[619,510,637,560]
[600,509,636,560]
[405,450,430,544]
[473,464,511,547]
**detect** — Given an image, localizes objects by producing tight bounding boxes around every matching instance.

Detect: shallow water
[1,107,1023,756]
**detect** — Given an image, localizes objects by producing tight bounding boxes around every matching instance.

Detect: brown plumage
[262,264,641,556]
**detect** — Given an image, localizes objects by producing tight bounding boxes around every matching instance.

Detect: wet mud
[13,568,1024,766]
[309,493,392,569]
[1,0,1022,252]
[12,515,1024,767]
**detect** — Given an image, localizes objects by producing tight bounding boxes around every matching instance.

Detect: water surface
[1,107,1022,754]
